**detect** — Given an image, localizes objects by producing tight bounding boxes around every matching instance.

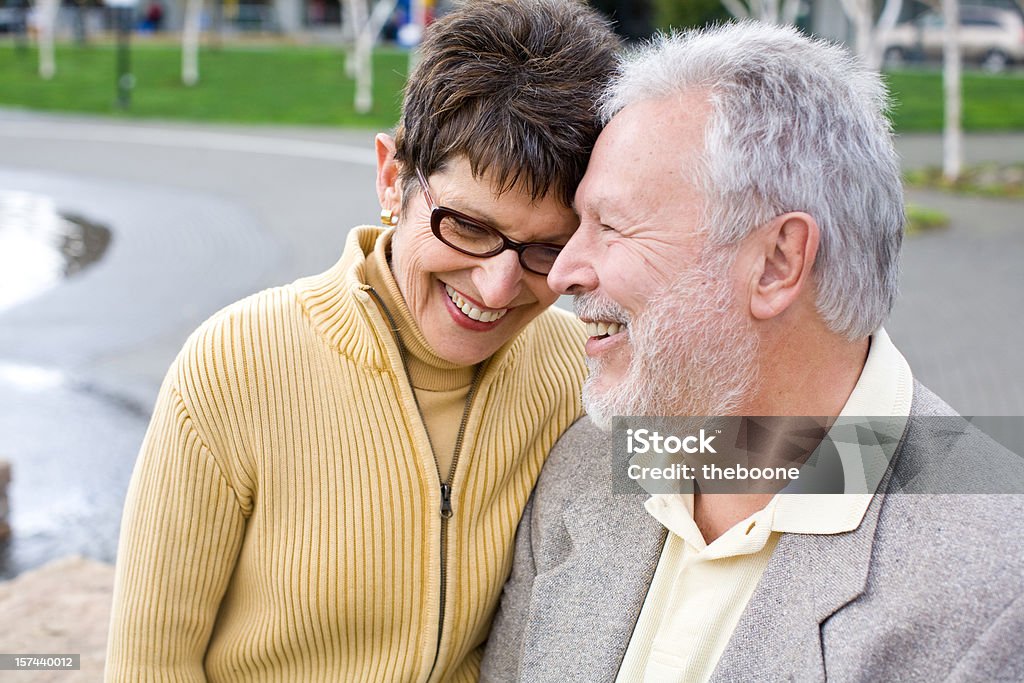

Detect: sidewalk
[895,132,1024,170]
[888,130,1024,416]
[890,188,1024,415]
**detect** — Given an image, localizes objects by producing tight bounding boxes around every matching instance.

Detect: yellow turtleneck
[105,226,587,682]
[363,230,474,480]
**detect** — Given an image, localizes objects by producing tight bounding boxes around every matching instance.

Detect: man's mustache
[573,292,631,325]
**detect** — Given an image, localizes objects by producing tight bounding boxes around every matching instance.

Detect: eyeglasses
[415,168,564,276]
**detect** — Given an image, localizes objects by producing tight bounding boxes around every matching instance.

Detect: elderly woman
[104,1,617,681]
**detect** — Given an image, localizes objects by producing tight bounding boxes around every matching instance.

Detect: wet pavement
[0,113,379,578]
[0,109,1021,579]
[0,164,287,577]
[0,190,112,312]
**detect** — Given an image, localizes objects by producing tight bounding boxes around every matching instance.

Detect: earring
[380,208,398,226]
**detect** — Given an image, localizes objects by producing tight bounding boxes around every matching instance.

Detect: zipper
[439,483,453,518]
[427,371,482,680]
[363,286,484,682]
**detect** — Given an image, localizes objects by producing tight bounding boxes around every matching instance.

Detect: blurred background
[0,0,1021,619]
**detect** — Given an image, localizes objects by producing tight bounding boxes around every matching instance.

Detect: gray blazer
[481,382,1024,682]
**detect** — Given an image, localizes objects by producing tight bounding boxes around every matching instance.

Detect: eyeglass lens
[435,213,560,275]
[418,168,562,275]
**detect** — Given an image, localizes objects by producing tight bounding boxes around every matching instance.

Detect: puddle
[0,191,112,313]
[0,362,64,391]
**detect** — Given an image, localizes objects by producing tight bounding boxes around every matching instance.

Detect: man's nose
[471,250,524,309]
[547,229,597,296]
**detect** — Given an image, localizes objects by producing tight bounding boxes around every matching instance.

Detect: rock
[0,555,114,682]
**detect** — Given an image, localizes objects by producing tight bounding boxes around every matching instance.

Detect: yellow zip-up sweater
[105,226,586,682]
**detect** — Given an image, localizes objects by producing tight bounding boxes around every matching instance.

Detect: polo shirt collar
[646,327,914,540]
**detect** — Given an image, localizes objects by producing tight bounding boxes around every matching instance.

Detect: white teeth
[586,321,624,338]
[444,284,508,323]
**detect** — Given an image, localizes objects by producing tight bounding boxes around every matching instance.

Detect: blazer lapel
[710,493,887,683]
[519,492,667,682]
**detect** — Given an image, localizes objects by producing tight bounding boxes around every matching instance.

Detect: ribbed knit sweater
[105,226,587,682]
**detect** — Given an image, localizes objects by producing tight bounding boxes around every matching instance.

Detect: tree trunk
[408,0,426,70]
[840,0,903,70]
[721,0,801,24]
[182,0,203,86]
[353,0,398,113]
[781,0,801,25]
[721,0,751,20]
[942,0,962,182]
[344,0,367,79]
[37,0,59,79]
[73,0,87,45]
[872,0,903,69]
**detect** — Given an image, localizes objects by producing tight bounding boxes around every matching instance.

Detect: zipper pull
[440,483,453,519]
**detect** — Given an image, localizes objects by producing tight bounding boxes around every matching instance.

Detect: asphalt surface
[0,109,1021,578]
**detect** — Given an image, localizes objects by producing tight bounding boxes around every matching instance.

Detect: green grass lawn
[884,69,1024,132]
[0,41,409,128]
[2,42,1024,132]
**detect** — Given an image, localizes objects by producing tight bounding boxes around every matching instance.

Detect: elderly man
[481,21,1024,682]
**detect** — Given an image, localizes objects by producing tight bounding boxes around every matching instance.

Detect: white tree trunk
[37,0,60,79]
[722,0,751,19]
[343,0,367,79]
[181,0,203,86]
[873,0,904,68]
[352,0,397,113]
[408,0,426,70]
[840,0,903,70]
[722,0,801,24]
[840,0,872,63]
[781,0,802,25]
[942,0,962,181]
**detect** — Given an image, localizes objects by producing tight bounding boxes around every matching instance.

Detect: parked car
[0,1,27,34]
[882,5,1024,72]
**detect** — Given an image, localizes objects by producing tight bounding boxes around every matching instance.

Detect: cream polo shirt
[615,328,914,683]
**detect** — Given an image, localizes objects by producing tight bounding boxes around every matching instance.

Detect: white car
[0,4,26,33]
[882,5,1024,72]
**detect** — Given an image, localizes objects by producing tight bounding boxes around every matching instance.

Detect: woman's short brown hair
[394,0,619,207]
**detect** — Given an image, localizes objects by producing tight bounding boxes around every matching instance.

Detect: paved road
[0,109,1021,577]
[0,110,381,577]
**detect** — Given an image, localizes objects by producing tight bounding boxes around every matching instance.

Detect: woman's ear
[375,133,402,215]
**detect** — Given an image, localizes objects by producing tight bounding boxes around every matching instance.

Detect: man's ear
[748,212,819,321]
[375,133,402,213]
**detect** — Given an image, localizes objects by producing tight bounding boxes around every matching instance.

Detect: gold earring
[380,208,398,226]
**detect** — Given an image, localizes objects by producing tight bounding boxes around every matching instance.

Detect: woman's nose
[471,250,525,309]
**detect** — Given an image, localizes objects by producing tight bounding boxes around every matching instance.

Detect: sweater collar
[362,229,477,392]
[295,226,512,385]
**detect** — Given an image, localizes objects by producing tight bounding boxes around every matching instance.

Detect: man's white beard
[578,251,759,432]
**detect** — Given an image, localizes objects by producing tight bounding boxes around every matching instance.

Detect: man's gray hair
[601,21,903,340]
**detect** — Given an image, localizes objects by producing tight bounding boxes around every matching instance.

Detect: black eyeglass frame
[415,168,564,276]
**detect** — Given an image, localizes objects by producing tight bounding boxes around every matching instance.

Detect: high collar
[362,229,476,392]
[293,226,522,385]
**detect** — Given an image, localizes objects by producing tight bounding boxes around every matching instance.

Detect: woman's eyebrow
[450,202,504,232]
